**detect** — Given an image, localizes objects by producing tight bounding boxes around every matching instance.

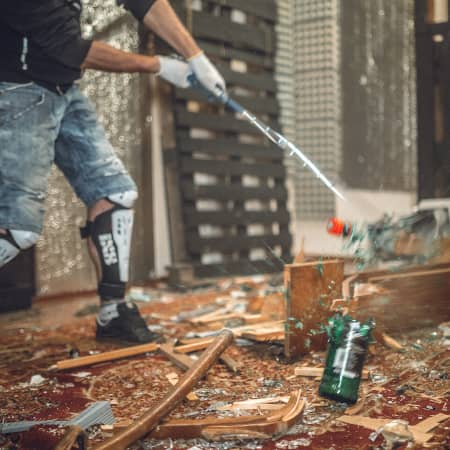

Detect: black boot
[96,302,163,344]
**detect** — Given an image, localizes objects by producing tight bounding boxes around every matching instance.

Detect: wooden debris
[53,425,87,450]
[219,354,240,373]
[294,366,370,380]
[166,373,199,401]
[151,390,305,440]
[93,329,234,450]
[202,427,271,441]
[217,396,290,411]
[241,325,285,342]
[191,312,263,326]
[344,389,366,415]
[159,344,195,371]
[174,339,215,354]
[293,237,306,264]
[337,413,450,445]
[175,321,285,353]
[347,264,450,332]
[50,343,159,371]
[284,260,344,359]
[381,332,404,351]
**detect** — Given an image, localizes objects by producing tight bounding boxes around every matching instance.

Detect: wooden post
[284,260,344,360]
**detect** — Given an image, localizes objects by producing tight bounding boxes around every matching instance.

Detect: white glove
[157,56,191,88]
[188,52,226,97]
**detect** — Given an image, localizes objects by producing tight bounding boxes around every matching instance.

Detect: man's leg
[0,229,40,267]
[54,86,160,344]
[0,82,60,273]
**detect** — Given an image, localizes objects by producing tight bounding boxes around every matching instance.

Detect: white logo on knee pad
[112,209,134,282]
[99,233,118,266]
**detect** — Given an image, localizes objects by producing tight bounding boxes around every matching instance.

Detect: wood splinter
[92,329,234,450]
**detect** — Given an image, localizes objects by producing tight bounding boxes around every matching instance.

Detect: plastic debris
[29,374,46,385]
[380,420,414,448]
[275,438,312,448]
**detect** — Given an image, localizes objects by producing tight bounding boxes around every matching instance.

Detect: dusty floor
[0,276,449,450]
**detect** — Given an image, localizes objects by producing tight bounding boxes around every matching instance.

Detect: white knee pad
[0,230,40,267]
[107,190,138,208]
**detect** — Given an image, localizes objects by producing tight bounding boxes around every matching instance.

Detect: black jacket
[0,0,156,92]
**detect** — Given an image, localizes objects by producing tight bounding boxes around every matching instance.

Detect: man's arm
[142,0,201,59]
[84,0,225,93]
[81,42,160,73]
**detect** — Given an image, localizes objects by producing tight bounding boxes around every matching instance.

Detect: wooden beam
[177,138,282,161]
[50,343,159,371]
[181,184,288,201]
[344,265,450,332]
[284,260,344,360]
[186,233,291,254]
[159,344,195,371]
[184,210,290,227]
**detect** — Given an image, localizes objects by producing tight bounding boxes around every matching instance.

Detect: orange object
[327,217,352,237]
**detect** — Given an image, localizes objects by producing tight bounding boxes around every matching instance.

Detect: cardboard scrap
[337,413,449,445]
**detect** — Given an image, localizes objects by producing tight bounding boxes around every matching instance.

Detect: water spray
[189,75,346,201]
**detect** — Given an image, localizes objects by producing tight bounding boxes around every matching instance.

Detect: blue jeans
[0,82,136,234]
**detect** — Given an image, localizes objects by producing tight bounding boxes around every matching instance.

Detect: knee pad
[0,230,40,268]
[81,191,137,300]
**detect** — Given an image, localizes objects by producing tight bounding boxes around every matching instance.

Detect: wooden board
[187,233,291,254]
[160,0,290,277]
[339,263,450,332]
[284,260,344,360]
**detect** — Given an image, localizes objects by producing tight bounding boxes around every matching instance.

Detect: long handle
[92,329,234,450]
[187,74,346,201]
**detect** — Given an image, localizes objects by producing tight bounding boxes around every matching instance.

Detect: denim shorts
[0,82,137,233]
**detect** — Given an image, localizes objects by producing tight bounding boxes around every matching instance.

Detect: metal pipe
[92,329,234,450]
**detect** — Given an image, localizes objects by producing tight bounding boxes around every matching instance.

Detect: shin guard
[81,206,134,300]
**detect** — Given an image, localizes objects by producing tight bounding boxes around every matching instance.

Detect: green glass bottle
[319,314,374,404]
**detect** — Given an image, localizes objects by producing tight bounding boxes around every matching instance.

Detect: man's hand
[157,56,191,88]
[189,52,226,97]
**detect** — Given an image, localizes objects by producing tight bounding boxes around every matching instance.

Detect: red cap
[327,217,352,237]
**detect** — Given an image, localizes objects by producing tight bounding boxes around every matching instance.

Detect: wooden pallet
[156,0,291,278]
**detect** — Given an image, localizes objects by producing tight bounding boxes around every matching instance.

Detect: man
[0,0,226,343]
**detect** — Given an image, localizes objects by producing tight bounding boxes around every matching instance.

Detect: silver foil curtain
[36,3,151,296]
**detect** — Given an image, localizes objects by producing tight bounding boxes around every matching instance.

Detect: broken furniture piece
[338,263,450,333]
[92,329,234,450]
[150,390,305,440]
[284,259,344,360]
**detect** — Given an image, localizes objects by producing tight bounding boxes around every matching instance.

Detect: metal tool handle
[187,73,244,114]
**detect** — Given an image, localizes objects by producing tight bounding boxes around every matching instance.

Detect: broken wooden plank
[50,343,159,371]
[381,333,404,351]
[219,354,241,373]
[241,326,285,342]
[341,264,450,332]
[336,414,450,445]
[151,390,304,440]
[93,329,234,450]
[217,396,290,411]
[284,260,344,360]
[159,344,195,371]
[174,339,215,354]
[294,366,370,380]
